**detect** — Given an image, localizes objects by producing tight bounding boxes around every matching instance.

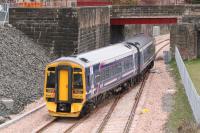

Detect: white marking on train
[104,78,118,86]
[122,70,134,77]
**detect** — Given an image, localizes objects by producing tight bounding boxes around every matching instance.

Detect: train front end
[44,60,86,117]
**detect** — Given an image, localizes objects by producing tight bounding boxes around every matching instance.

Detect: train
[44,34,155,117]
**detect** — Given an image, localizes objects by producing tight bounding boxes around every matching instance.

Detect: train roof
[53,34,153,67]
[126,34,153,48]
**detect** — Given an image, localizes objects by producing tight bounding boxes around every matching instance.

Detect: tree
[192,0,200,4]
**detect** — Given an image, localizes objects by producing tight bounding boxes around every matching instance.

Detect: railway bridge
[111,5,200,59]
[9,4,200,59]
[111,5,183,25]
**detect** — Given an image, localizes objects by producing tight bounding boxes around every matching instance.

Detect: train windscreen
[73,74,83,89]
[46,72,55,88]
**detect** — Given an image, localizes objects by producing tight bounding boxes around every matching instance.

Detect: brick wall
[9,7,110,57]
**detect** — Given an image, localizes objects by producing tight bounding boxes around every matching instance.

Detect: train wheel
[149,61,154,69]
[79,102,95,118]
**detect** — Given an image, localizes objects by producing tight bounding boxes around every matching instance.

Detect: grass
[185,59,200,95]
[166,60,195,133]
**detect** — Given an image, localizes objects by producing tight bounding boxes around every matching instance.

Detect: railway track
[63,115,90,133]
[155,39,169,46]
[0,103,46,130]
[33,113,88,133]
[64,95,121,133]
[33,118,57,133]
[155,43,170,57]
[96,95,122,133]
[123,73,149,133]
[95,73,149,133]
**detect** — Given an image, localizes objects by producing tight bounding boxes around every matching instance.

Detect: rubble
[0,26,53,116]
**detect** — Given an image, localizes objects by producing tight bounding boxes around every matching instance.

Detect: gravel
[0,25,54,116]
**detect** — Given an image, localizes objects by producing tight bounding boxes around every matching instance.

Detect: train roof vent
[126,42,140,46]
[126,42,134,45]
[79,58,89,63]
[135,42,140,45]
[124,44,132,49]
[69,55,77,58]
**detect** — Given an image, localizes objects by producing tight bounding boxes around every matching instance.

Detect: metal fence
[175,47,200,124]
[0,3,9,26]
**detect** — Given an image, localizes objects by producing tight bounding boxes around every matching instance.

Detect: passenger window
[73,74,83,89]
[105,68,109,79]
[95,75,101,83]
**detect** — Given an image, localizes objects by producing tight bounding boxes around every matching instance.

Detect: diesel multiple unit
[44,34,155,117]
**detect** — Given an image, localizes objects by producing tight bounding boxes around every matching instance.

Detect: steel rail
[123,73,149,133]
[32,118,57,133]
[155,39,170,46]
[0,103,46,129]
[96,95,121,133]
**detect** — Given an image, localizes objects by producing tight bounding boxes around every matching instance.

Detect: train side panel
[85,52,138,100]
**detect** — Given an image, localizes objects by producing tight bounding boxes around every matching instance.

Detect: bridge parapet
[111,5,185,18]
[111,5,200,19]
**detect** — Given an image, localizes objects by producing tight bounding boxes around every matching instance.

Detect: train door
[90,66,95,95]
[59,69,68,101]
[56,66,72,103]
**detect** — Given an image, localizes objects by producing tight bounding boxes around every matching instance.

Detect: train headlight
[57,103,71,112]
[46,88,55,98]
[58,104,65,112]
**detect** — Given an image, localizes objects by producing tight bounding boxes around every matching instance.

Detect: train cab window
[74,68,82,72]
[46,72,55,88]
[73,74,83,89]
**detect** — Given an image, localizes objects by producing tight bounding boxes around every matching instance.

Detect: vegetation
[166,60,195,133]
[185,59,200,95]
[185,0,200,3]
[192,0,200,4]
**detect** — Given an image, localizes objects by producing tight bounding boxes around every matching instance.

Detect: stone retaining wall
[9,7,110,57]
[170,24,198,60]
[78,7,110,53]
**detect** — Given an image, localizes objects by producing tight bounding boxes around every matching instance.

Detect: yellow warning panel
[59,70,68,101]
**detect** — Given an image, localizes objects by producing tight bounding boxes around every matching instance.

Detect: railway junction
[0,0,200,133]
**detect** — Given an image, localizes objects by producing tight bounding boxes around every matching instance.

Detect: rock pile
[0,26,54,116]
